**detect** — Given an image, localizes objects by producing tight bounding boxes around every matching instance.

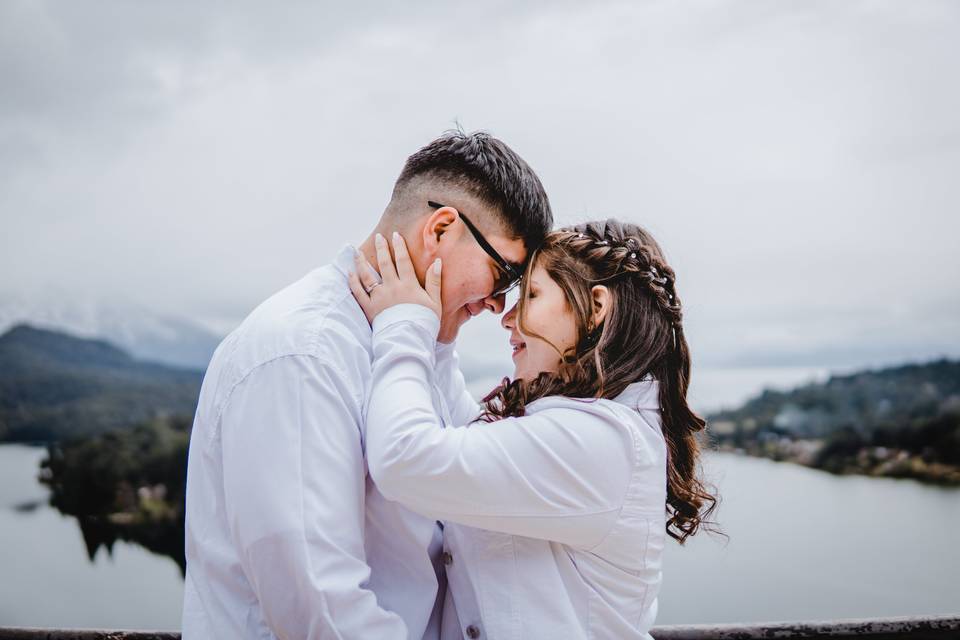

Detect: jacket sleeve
[434,341,482,427]
[366,305,635,550]
[220,354,407,639]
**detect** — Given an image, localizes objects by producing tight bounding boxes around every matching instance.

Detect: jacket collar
[613,376,660,410]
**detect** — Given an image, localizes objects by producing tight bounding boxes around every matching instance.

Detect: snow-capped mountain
[0,291,222,370]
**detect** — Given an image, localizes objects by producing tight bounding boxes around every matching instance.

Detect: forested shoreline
[707,359,960,485]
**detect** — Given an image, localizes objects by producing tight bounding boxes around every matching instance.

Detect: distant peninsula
[707,359,960,485]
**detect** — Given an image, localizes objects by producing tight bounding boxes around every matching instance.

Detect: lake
[1,442,957,629]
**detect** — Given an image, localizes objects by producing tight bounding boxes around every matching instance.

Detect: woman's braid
[555,223,683,328]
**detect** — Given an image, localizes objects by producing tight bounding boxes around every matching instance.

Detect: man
[181,130,552,638]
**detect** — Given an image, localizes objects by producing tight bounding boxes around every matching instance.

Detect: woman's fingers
[353,249,380,292]
[374,234,398,282]
[347,268,365,301]
[349,233,441,323]
[391,232,415,281]
[347,269,373,320]
[425,258,442,307]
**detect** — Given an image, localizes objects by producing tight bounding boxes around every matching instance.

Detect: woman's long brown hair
[479,219,718,544]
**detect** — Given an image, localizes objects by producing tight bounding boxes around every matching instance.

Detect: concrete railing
[651,615,960,639]
[1,615,958,639]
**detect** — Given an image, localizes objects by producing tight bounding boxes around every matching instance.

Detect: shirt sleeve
[220,354,407,639]
[366,305,635,549]
[434,341,482,427]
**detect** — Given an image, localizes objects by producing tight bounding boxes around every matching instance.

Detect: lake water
[1,443,957,630]
[0,445,183,629]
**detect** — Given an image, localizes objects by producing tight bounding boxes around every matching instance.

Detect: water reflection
[72,513,186,574]
[0,444,186,629]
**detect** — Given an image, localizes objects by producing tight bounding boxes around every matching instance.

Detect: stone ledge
[1,615,958,640]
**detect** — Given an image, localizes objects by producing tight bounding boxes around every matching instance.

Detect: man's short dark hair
[394,130,553,251]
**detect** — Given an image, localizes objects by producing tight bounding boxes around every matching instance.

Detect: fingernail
[392,231,400,241]
[433,258,442,275]
[375,233,384,245]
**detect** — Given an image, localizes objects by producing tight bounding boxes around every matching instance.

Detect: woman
[349,219,717,639]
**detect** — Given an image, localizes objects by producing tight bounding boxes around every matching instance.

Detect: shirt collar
[332,244,359,279]
[613,376,660,410]
[330,244,376,336]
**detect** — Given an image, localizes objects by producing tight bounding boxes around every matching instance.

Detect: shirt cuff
[435,339,457,362]
[372,304,441,338]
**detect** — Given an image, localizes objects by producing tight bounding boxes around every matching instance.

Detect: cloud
[1,0,958,368]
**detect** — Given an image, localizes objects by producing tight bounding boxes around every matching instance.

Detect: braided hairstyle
[479,219,718,543]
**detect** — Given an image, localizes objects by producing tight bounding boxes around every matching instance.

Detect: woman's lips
[511,342,526,359]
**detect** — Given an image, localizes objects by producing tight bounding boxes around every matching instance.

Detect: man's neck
[356,235,381,279]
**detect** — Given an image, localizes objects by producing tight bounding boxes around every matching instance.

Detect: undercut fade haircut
[394,130,553,251]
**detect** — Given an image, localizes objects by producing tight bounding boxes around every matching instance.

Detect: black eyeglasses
[428,200,523,297]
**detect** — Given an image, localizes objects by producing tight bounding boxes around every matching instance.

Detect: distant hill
[0,324,202,442]
[708,359,960,484]
[0,293,222,369]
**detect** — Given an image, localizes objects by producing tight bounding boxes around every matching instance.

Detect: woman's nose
[501,303,518,330]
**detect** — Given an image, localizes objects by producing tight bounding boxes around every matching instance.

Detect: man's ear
[421,206,459,256]
[590,285,612,329]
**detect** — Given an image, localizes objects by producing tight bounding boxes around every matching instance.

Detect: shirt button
[465,624,481,639]
[442,551,453,566]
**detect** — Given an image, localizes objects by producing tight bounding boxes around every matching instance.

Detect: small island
[39,416,191,572]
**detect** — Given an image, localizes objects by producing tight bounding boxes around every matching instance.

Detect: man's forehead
[488,235,528,268]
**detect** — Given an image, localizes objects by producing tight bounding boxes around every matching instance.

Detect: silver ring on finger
[364,281,382,295]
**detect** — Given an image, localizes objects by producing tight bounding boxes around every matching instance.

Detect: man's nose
[484,292,506,315]
[501,302,518,329]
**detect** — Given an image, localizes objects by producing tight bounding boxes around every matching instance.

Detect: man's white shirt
[181,246,449,639]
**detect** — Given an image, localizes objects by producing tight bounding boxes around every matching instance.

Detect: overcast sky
[2,0,958,371]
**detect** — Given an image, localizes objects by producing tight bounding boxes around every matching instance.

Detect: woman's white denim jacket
[366,304,668,640]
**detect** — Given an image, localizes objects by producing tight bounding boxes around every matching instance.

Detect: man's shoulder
[210,265,372,389]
